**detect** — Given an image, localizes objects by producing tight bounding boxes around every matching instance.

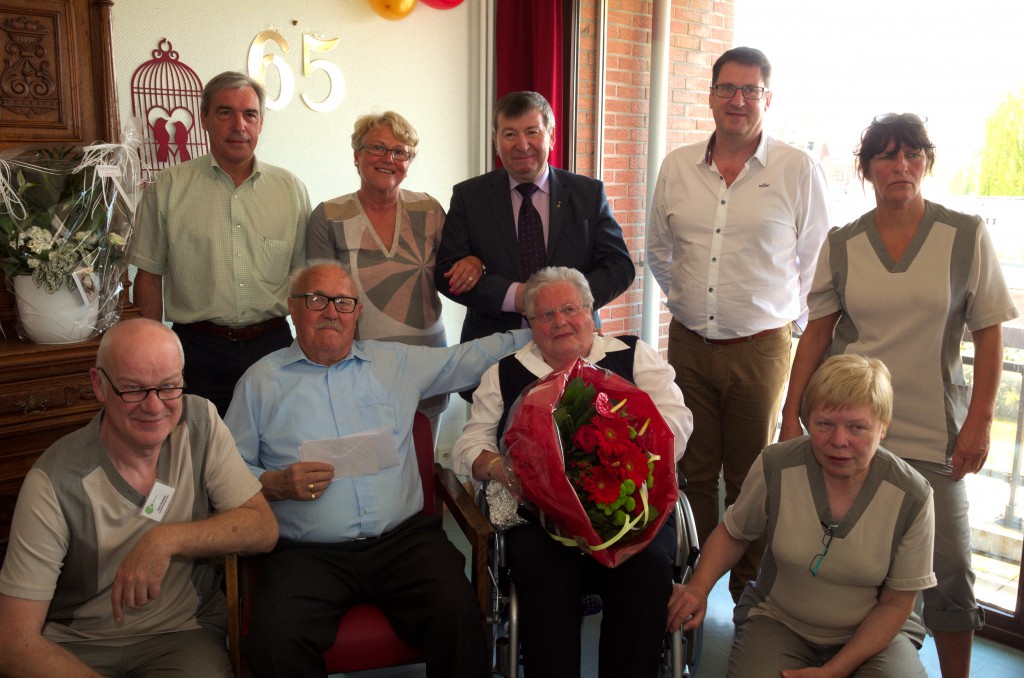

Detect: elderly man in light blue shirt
[224,260,528,678]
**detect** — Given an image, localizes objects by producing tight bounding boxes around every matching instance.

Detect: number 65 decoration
[247,31,345,113]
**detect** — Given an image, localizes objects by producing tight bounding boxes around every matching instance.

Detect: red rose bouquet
[501,358,677,567]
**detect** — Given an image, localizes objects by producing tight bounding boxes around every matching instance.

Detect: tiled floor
[334,512,1024,677]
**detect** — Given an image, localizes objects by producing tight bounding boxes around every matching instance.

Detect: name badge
[141,481,175,522]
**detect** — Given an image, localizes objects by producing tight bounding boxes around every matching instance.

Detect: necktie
[516,183,545,277]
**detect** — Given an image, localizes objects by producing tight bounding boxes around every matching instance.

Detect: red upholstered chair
[225,412,492,677]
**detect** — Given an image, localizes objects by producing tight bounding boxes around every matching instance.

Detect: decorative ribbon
[74,137,142,217]
[548,456,658,553]
[0,158,28,221]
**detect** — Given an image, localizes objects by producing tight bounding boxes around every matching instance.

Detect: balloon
[368,0,417,20]
[420,0,465,8]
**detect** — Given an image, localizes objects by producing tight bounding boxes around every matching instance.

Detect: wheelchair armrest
[436,464,494,613]
[224,553,242,678]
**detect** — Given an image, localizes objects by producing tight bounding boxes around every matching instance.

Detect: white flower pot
[12,274,100,343]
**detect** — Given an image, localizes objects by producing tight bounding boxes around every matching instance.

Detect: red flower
[620,443,650,489]
[573,423,602,453]
[594,391,614,417]
[592,414,633,461]
[582,465,622,505]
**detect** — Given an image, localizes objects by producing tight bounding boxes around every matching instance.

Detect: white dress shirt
[646,133,831,339]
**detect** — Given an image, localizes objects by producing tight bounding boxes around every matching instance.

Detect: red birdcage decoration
[130,39,208,184]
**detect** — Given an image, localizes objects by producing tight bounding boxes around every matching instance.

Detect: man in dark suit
[435,91,635,343]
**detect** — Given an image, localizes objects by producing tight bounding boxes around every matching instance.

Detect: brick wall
[576,0,734,347]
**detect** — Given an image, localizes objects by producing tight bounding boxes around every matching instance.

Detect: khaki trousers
[668,318,791,600]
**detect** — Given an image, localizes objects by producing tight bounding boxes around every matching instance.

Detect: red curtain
[495,0,564,168]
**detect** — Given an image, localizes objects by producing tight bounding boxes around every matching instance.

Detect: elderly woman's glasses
[291,293,358,313]
[873,112,928,125]
[531,303,589,324]
[711,84,767,100]
[98,367,186,403]
[360,142,412,162]
[808,522,838,576]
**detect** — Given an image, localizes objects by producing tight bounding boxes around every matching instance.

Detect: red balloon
[420,0,464,8]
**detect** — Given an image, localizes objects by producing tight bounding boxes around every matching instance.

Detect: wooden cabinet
[0,338,101,559]
[0,0,119,557]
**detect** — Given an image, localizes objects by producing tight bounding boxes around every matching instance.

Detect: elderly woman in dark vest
[451,266,693,678]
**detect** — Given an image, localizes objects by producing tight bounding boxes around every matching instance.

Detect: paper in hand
[299,426,400,479]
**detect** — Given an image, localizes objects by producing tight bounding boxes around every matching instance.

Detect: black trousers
[505,515,676,678]
[242,514,488,678]
[173,323,292,417]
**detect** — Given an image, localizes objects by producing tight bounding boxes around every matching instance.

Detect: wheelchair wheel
[667,491,703,677]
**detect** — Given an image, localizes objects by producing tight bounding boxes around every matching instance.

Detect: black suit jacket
[435,167,635,342]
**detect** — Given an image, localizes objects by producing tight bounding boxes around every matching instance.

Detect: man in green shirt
[132,71,310,416]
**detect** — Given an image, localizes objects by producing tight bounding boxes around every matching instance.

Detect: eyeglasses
[291,293,359,314]
[808,522,838,576]
[530,303,590,324]
[360,142,413,162]
[98,367,186,403]
[712,84,768,100]
[873,112,928,125]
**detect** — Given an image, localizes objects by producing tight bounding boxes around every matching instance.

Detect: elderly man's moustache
[315,319,343,330]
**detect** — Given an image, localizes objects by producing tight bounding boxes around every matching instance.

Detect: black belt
[678,321,787,346]
[176,317,287,342]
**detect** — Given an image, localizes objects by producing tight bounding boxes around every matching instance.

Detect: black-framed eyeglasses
[530,303,590,324]
[360,142,413,162]
[98,367,186,403]
[809,522,838,576]
[873,112,928,125]
[291,292,359,314]
[712,84,767,100]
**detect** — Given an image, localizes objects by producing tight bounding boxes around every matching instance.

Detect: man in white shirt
[646,46,830,600]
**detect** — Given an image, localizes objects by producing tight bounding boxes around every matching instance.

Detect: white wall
[110,0,490,455]
[110,0,483,207]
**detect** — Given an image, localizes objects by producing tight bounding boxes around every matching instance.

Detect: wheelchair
[480,484,703,677]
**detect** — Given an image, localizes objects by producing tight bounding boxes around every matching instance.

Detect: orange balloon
[368,0,417,20]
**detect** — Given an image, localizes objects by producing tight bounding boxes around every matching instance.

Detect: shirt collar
[508,164,551,195]
[515,333,630,377]
[701,132,769,168]
[207,154,261,183]
[279,340,369,368]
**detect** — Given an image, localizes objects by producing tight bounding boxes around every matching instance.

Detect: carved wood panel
[0,0,117,148]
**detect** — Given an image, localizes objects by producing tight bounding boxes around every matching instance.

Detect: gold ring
[468,276,474,282]
[308,483,314,492]
[311,491,316,500]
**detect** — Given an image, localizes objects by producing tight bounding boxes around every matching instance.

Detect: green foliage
[554,377,598,448]
[977,89,1024,196]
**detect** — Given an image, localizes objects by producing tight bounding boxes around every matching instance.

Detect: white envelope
[299,426,400,479]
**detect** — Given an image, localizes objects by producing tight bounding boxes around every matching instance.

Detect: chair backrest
[411,411,438,516]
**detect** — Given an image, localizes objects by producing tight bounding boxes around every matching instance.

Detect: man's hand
[111,529,173,622]
[261,462,334,502]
